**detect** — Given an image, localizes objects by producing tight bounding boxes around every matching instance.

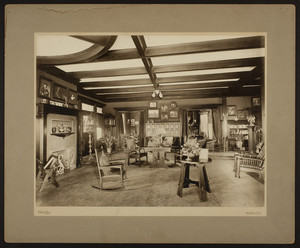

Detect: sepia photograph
[4,4,295,244]
[35,33,266,210]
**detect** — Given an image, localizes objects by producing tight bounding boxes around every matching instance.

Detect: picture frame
[160,113,169,121]
[252,97,261,107]
[169,110,179,119]
[149,101,157,108]
[148,109,160,119]
[68,90,78,105]
[160,104,169,113]
[38,77,52,98]
[227,105,237,116]
[237,109,249,120]
[53,83,68,101]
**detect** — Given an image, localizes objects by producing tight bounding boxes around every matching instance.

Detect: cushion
[126,138,135,150]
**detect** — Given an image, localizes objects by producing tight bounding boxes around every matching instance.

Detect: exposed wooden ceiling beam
[99,89,229,99]
[80,71,256,88]
[131,35,157,87]
[145,36,265,57]
[79,36,264,64]
[91,48,140,62]
[153,57,264,74]
[101,93,226,102]
[93,81,237,94]
[101,88,261,102]
[81,78,152,88]
[67,57,263,79]
[69,67,148,79]
[156,71,251,84]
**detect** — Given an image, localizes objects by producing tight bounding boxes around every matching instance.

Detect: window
[81,103,94,112]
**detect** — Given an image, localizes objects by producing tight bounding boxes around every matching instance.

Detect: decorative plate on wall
[170,101,177,110]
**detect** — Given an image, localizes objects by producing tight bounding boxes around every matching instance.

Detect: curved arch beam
[37,36,117,66]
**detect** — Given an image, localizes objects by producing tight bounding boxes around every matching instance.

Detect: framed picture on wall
[148,109,160,119]
[160,104,169,113]
[68,90,78,104]
[39,77,52,98]
[53,83,68,101]
[160,113,169,121]
[237,109,249,120]
[227,105,237,116]
[149,101,157,108]
[252,97,261,107]
[169,110,179,119]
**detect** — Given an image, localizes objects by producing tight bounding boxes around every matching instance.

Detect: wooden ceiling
[37,35,265,103]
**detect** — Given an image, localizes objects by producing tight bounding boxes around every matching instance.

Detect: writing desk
[177,158,211,202]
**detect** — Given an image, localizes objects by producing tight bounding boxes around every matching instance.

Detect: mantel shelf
[51,132,75,138]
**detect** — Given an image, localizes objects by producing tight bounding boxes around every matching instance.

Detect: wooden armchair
[95,149,124,190]
[205,139,217,154]
[126,137,147,166]
[163,137,182,166]
[234,145,265,179]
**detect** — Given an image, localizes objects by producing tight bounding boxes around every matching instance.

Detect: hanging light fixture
[151,83,163,99]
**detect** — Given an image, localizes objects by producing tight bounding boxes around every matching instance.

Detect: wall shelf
[51,132,75,138]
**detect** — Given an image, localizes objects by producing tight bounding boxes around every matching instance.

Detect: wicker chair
[234,145,265,179]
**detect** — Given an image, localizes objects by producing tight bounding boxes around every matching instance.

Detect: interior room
[35,34,265,207]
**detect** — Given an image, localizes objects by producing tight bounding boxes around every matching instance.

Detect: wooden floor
[36,152,265,207]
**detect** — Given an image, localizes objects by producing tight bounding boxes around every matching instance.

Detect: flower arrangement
[181,142,202,160]
[97,135,116,152]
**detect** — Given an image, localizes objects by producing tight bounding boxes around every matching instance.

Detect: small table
[144,147,171,167]
[177,159,211,202]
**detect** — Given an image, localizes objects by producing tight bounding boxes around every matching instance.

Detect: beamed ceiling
[37,35,265,103]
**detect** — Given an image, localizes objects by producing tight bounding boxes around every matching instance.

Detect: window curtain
[181,109,187,138]
[115,112,123,140]
[139,111,145,146]
[212,107,222,145]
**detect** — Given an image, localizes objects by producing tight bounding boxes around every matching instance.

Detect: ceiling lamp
[151,83,163,99]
